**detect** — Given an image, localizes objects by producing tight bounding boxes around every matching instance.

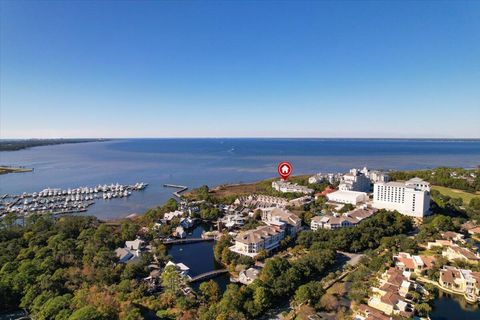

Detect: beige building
[230,225,285,258]
[442,245,480,264]
[261,207,302,237]
[439,266,480,302]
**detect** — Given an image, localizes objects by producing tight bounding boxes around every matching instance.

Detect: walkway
[188,269,228,283]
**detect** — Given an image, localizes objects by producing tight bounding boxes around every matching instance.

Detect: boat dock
[163,184,188,198]
[0,182,148,217]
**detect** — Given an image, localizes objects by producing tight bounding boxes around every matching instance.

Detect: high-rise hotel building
[373,177,430,218]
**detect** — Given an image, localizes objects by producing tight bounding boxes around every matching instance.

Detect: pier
[188,269,228,283]
[163,184,188,198]
[162,238,214,245]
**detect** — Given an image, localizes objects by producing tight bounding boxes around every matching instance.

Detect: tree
[199,280,220,304]
[161,265,184,294]
[69,306,105,320]
[120,221,139,241]
[415,302,432,316]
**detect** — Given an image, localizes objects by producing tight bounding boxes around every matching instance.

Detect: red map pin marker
[278,162,292,180]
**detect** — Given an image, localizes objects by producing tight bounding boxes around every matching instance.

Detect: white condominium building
[271,180,314,194]
[373,178,430,218]
[338,168,371,192]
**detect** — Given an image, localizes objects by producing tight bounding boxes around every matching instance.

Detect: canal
[167,223,230,292]
[430,289,480,320]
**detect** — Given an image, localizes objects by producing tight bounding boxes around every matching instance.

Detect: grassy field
[432,185,480,204]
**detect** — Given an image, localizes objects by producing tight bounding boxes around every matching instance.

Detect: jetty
[163,184,188,198]
[188,269,228,283]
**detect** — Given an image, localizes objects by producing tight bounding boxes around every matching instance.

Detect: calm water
[1,138,480,220]
[167,224,230,292]
[430,289,480,320]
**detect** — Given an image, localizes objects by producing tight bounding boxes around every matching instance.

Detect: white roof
[125,239,144,251]
[327,190,367,200]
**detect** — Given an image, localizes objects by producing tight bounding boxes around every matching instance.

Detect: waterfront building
[174,226,186,239]
[339,168,372,192]
[220,213,246,229]
[271,180,314,194]
[326,190,369,205]
[373,178,430,218]
[439,266,480,302]
[166,261,190,276]
[180,217,194,229]
[230,225,285,258]
[361,167,390,183]
[261,207,302,237]
[163,210,184,222]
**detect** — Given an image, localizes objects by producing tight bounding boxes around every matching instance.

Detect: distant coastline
[0,138,110,152]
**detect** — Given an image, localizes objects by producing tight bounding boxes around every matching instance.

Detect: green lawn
[432,185,480,204]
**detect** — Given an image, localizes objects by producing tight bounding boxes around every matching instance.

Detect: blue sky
[1,1,479,138]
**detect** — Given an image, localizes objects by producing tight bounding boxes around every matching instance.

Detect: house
[327,190,369,205]
[180,217,194,229]
[261,207,302,237]
[367,268,414,318]
[442,245,480,264]
[441,231,465,243]
[125,239,144,257]
[353,304,392,320]
[426,239,453,250]
[166,261,190,276]
[115,247,134,263]
[393,252,435,274]
[163,210,184,222]
[468,226,480,237]
[229,225,285,257]
[439,266,480,302]
[174,226,187,239]
[236,267,260,285]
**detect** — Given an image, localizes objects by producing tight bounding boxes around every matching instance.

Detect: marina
[0,182,148,217]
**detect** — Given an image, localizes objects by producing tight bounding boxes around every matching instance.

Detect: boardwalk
[189,269,228,283]
[162,238,214,245]
[163,184,188,198]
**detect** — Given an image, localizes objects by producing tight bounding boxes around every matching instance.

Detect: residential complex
[367,268,417,318]
[310,208,376,230]
[230,225,285,258]
[339,168,372,192]
[271,180,314,194]
[373,178,430,218]
[261,207,302,237]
